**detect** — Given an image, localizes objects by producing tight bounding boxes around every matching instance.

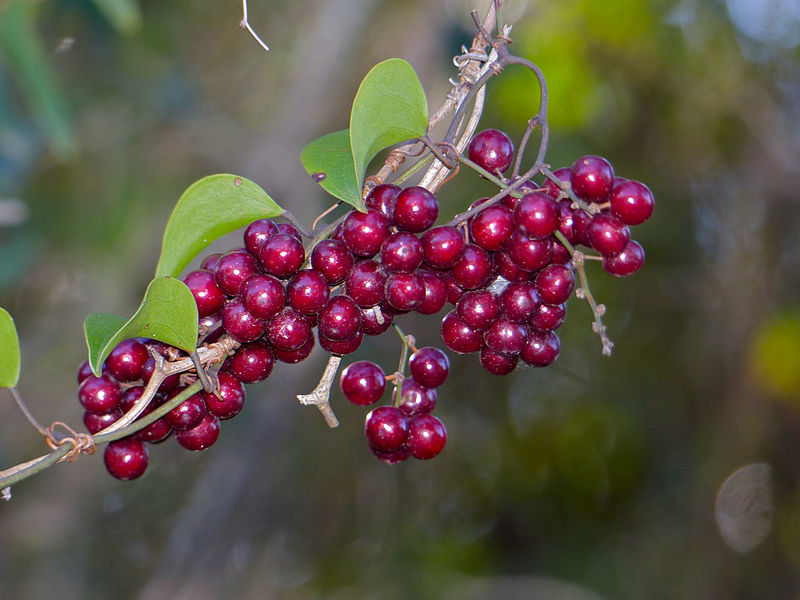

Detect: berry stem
[554,231,614,356]
[7,386,48,437]
[296,355,341,428]
[541,167,597,215]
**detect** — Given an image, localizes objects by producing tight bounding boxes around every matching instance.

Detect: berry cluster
[339,347,449,463]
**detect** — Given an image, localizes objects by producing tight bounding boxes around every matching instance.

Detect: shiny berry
[587,213,631,257]
[221,300,265,343]
[457,290,499,331]
[277,222,302,241]
[106,338,149,382]
[259,233,305,278]
[225,340,274,383]
[602,239,645,277]
[416,269,448,315]
[214,250,261,296]
[406,414,447,460]
[498,282,540,322]
[452,245,494,290]
[483,318,529,356]
[266,308,311,351]
[342,209,390,257]
[409,347,449,388]
[244,219,278,256]
[571,155,614,203]
[543,167,572,200]
[470,205,514,251]
[505,230,553,272]
[441,310,483,354]
[273,333,315,363]
[339,361,386,406]
[83,409,122,434]
[319,328,363,355]
[318,295,361,341]
[175,413,221,451]
[520,330,560,366]
[365,184,400,223]
[200,253,223,271]
[183,270,226,318]
[365,406,409,452]
[165,388,207,430]
[468,129,514,174]
[287,269,330,314]
[480,346,518,375]
[534,264,575,305]
[345,260,387,308]
[610,180,654,225]
[241,274,285,320]
[310,239,354,284]
[394,187,439,233]
[394,379,437,416]
[529,302,567,331]
[79,374,122,414]
[380,231,424,273]
[360,306,393,336]
[494,251,533,282]
[421,226,464,269]
[369,444,410,464]
[104,439,149,480]
[77,360,94,384]
[384,272,425,311]
[203,372,245,420]
[514,192,560,240]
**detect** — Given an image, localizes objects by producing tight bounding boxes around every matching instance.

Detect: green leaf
[0,308,20,387]
[155,174,284,278]
[0,1,76,159]
[300,130,362,209]
[84,277,199,376]
[89,0,142,34]
[349,58,428,194]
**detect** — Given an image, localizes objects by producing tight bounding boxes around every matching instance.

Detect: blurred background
[1,0,799,598]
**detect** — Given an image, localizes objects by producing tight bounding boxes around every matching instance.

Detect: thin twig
[296,355,341,428]
[8,387,48,437]
[239,0,270,52]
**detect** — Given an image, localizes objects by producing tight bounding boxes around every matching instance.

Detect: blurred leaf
[750,311,800,404]
[84,277,198,376]
[90,0,142,34]
[0,307,20,387]
[300,129,361,208]
[350,58,428,195]
[155,174,283,278]
[0,1,76,158]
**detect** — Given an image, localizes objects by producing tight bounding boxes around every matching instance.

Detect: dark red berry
[483,318,529,356]
[273,333,315,363]
[77,360,94,384]
[244,219,278,256]
[441,310,483,354]
[141,356,180,392]
[79,374,122,414]
[543,167,572,200]
[379,231,423,273]
[406,414,446,460]
[571,155,614,203]
[443,271,465,305]
[505,230,553,272]
[175,414,221,451]
[165,388,207,430]
[104,439,149,480]
[310,239,354,285]
[498,282,540,322]
[468,129,514,174]
[384,272,425,311]
[345,260,387,308]
[287,269,330,314]
[514,192,560,240]
[360,306,393,336]
[457,289,499,331]
[529,302,567,331]
[421,226,465,269]
[452,244,494,290]
[183,270,226,318]
[416,269,448,315]
[551,240,571,264]
[105,338,149,383]
[266,308,311,351]
[480,345,518,375]
[393,187,439,233]
[394,379,437,416]
[494,251,533,282]
[203,372,245,420]
[534,264,575,305]
[318,295,361,341]
[259,233,305,279]
[369,444,410,464]
[200,253,223,271]
[83,409,122,434]
[602,239,645,277]
[365,405,409,452]
[610,180,654,225]
[500,180,538,210]
[587,213,631,257]
[132,402,172,444]
[277,222,302,241]
[470,205,515,251]
[365,184,400,223]
[240,274,285,320]
[409,347,449,388]
[214,250,261,296]
[225,340,274,383]
[520,330,560,366]
[319,328,363,355]
[339,361,386,406]
[221,299,265,343]
[342,209,390,257]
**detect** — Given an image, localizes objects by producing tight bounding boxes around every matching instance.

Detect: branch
[239,0,270,52]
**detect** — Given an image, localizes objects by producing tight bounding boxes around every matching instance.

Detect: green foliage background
[1,0,799,598]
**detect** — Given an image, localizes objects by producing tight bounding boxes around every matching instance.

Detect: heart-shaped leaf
[155,174,284,278]
[84,277,198,376]
[349,58,428,194]
[0,307,20,387]
[300,129,361,209]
